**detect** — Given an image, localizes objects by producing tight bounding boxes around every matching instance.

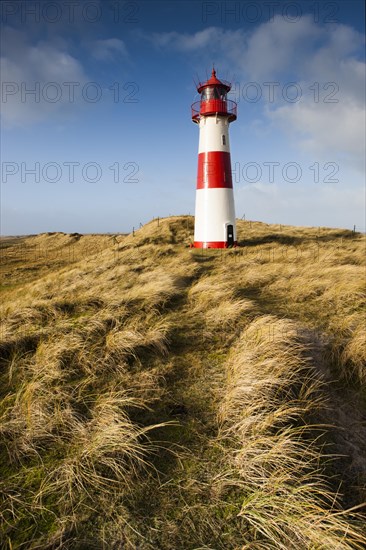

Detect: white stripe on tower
[198,117,230,154]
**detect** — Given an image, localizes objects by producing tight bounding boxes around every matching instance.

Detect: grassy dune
[0,216,365,549]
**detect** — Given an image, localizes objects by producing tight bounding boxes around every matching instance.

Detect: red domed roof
[197,68,231,94]
[206,68,222,86]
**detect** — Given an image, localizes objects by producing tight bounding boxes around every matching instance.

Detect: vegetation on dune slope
[0,216,365,549]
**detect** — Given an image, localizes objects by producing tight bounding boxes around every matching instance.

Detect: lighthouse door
[226,224,234,247]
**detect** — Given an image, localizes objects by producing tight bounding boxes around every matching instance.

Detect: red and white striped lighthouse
[191,69,237,248]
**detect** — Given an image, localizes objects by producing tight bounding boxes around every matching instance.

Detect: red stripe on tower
[197,151,233,189]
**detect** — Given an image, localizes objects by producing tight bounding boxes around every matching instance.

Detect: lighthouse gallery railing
[191,99,237,122]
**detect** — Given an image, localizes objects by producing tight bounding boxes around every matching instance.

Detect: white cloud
[267,98,365,169]
[1,29,132,128]
[263,23,365,168]
[89,38,128,61]
[1,26,88,127]
[150,27,218,51]
[241,15,322,80]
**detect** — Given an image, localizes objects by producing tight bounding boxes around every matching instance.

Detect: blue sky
[1,0,365,234]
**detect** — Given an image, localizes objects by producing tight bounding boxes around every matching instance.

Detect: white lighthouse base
[194,188,237,248]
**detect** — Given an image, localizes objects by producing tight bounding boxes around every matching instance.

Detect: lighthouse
[191,69,237,248]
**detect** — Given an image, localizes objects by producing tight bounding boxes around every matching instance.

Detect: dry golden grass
[341,323,366,384]
[0,216,365,548]
[218,316,365,549]
[189,274,255,333]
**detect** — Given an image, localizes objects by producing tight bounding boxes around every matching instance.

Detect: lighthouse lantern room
[191,69,237,248]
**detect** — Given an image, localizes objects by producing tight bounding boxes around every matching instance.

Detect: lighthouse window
[222,135,226,145]
[202,88,214,100]
[202,86,228,101]
[218,86,227,100]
